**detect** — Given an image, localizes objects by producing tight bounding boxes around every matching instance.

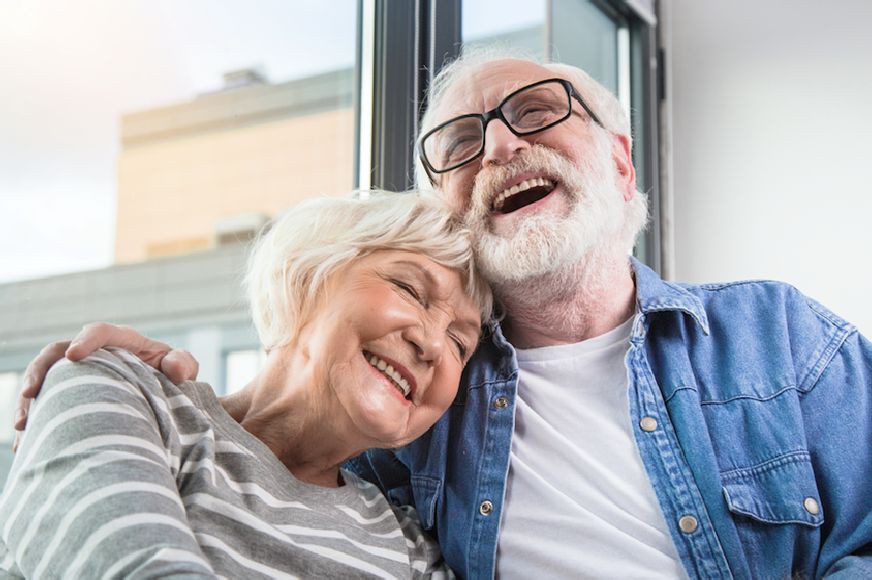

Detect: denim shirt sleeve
[644,276,872,579]
[801,327,872,577]
[763,291,872,577]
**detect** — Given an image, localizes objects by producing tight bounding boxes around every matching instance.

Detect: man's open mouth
[492,177,556,214]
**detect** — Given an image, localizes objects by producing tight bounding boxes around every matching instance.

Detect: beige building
[115,68,355,263]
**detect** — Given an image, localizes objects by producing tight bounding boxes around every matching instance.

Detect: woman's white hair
[415,45,633,190]
[245,190,493,350]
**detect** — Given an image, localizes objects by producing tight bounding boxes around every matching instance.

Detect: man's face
[429,60,637,285]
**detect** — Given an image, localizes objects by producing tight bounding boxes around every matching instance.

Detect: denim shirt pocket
[409,475,442,531]
[721,452,824,527]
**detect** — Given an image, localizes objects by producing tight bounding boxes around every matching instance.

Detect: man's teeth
[367,354,411,398]
[492,177,554,211]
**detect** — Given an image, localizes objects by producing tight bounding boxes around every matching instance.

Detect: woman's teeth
[367,354,411,398]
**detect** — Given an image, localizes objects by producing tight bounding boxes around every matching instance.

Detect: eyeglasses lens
[423,81,571,173]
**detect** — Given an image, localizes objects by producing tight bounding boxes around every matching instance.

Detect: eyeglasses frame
[418,78,605,182]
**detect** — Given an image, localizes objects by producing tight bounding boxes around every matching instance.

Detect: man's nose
[481,119,530,167]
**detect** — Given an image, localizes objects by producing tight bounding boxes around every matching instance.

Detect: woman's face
[298,250,482,449]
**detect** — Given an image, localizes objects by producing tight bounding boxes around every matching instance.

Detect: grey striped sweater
[0,348,451,579]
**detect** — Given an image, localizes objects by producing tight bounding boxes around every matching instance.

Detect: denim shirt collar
[467,257,711,390]
[631,257,710,336]
[481,258,710,344]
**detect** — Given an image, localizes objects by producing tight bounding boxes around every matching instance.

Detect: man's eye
[444,135,479,163]
[513,104,557,127]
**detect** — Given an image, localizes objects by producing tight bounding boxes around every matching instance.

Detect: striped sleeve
[0,350,216,578]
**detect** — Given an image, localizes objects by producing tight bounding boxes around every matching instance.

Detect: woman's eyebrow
[391,260,437,287]
[453,317,482,336]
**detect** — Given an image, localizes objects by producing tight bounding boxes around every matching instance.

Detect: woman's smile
[363,349,415,402]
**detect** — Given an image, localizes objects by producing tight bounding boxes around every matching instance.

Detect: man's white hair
[245,190,493,350]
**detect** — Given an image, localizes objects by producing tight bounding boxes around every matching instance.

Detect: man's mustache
[468,146,576,218]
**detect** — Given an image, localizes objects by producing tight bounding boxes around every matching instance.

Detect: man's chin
[474,230,587,286]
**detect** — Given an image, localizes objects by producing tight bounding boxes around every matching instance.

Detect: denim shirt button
[803,497,820,515]
[494,396,509,409]
[479,500,494,516]
[639,417,658,432]
[678,515,698,534]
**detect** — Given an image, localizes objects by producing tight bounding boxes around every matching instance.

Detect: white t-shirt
[495,317,687,578]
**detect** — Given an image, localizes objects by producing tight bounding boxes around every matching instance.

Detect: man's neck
[497,252,636,349]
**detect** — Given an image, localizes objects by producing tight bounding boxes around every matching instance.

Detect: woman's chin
[346,401,413,447]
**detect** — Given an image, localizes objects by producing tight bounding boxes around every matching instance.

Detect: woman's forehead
[359,251,460,290]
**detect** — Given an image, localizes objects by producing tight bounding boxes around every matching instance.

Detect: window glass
[462,0,546,57]
[551,1,622,94]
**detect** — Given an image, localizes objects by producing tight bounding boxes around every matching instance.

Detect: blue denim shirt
[350,259,872,579]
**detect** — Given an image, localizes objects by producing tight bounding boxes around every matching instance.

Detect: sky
[0,0,543,285]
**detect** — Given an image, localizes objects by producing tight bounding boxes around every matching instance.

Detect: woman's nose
[481,120,530,167]
[403,323,445,365]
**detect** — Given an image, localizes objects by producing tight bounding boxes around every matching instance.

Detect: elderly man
[15,53,872,579]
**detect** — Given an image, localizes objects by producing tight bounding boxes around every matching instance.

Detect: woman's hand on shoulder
[13,322,200,451]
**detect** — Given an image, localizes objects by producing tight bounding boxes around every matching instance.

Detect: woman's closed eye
[392,279,424,304]
[448,332,469,361]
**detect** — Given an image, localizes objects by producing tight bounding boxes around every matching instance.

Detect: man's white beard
[463,135,638,288]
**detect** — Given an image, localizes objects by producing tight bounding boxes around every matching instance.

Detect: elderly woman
[0,191,491,578]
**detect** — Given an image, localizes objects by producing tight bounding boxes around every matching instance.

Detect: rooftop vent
[222,68,267,91]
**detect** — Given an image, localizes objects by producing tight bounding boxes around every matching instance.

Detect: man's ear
[611,133,636,202]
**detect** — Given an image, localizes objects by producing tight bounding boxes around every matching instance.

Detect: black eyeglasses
[418,78,604,180]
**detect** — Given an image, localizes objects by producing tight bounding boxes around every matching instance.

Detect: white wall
[663,0,872,335]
